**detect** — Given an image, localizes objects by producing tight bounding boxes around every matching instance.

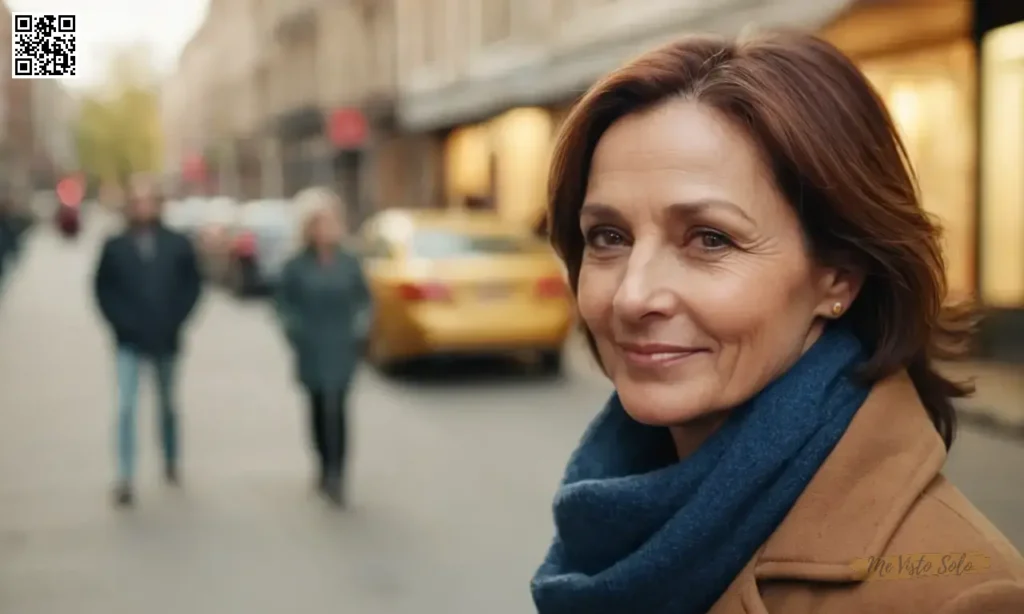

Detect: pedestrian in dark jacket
[276,187,372,507]
[0,216,8,285]
[93,177,202,507]
[0,196,18,287]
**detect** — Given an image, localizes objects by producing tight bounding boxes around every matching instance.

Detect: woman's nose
[612,249,679,322]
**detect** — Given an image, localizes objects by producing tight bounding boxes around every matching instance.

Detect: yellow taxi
[356,209,575,373]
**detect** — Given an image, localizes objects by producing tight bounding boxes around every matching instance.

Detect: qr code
[11,13,77,79]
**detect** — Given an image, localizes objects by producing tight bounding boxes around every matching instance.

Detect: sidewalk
[942,362,1024,433]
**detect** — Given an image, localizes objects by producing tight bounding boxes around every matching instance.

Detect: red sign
[183,153,207,183]
[56,176,84,206]
[327,108,369,149]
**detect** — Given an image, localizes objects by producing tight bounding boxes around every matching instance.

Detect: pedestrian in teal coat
[275,187,372,506]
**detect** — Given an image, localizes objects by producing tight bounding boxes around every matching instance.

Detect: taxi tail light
[232,232,257,258]
[535,276,567,299]
[397,282,451,302]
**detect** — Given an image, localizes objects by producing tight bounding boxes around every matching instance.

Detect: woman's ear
[815,265,865,319]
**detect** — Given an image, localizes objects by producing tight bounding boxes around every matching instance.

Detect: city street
[2,212,1023,614]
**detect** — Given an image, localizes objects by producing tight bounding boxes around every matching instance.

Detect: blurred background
[2,0,1024,613]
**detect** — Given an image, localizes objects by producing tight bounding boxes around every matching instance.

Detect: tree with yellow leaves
[74,43,163,189]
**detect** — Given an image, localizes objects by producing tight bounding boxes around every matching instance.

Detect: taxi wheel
[226,263,242,295]
[373,360,401,377]
[539,350,563,376]
[227,261,250,297]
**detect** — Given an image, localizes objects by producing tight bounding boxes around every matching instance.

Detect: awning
[397,0,855,132]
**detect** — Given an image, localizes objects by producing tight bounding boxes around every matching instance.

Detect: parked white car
[190,197,240,283]
[164,197,212,238]
[223,199,297,296]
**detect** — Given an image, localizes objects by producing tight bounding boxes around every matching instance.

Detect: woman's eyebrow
[665,199,754,224]
[579,202,626,223]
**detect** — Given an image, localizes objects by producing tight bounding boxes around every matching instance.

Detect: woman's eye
[696,230,733,251]
[586,228,627,249]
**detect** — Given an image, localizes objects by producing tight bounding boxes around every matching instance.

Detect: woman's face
[309,207,343,248]
[577,100,859,427]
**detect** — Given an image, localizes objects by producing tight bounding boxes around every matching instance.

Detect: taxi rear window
[410,231,537,258]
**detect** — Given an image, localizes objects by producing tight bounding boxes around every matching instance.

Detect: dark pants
[307,388,348,484]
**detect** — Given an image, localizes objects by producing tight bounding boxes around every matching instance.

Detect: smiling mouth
[617,344,707,368]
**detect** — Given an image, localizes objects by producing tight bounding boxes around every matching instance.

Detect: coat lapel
[753,372,946,581]
[707,557,771,614]
[707,372,948,613]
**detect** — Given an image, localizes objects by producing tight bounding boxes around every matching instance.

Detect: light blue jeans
[115,347,178,483]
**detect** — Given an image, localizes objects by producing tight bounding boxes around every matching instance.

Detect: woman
[276,187,371,507]
[530,32,1024,614]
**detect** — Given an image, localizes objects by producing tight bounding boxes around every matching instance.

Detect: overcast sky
[8,0,208,89]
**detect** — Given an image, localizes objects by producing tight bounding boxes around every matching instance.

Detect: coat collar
[753,371,947,583]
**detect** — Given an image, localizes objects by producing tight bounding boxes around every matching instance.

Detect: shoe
[322,476,345,508]
[113,483,134,508]
[165,465,179,486]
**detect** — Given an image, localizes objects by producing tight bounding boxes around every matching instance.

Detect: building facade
[161,0,262,198]
[164,0,403,224]
[0,0,73,202]
[973,0,1024,358]
[0,1,10,170]
[213,0,263,199]
[394,0,1024,359]
[161,0,1024,358]
[393,0,852,232]
[261,0,402,224]
[823,0,1024,359]
[160,12,217,196]
[29,80,77,187]
[0,0,35,201]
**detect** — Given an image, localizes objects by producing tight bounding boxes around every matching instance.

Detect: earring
[831,302,844,317]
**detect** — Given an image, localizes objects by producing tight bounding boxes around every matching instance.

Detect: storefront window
[490,107,554,227]
[980,22,1024,307]
[860,41,976,302]
[443,107,555,228]
[444,124,492,204]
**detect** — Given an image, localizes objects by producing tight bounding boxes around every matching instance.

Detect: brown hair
[547,31,974,449]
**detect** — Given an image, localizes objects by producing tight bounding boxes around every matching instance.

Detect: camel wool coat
[707,372,1024,614]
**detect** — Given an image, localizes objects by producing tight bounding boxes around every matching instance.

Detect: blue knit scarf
[531,327,869,614]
